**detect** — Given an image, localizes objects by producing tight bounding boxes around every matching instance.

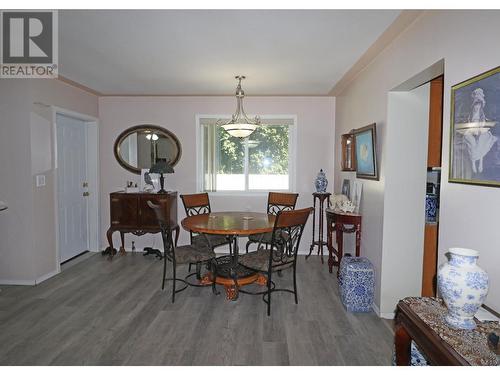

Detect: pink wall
[335,10,500,314]
[0,78,98,283]
[99,96,335,253]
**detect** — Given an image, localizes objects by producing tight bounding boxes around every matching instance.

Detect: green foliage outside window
[217,125,289,175]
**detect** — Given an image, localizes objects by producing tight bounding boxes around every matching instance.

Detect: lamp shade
[222,123,258,138]
[150,161,174,174]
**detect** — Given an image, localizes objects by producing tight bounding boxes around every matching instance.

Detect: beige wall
[99,96,335,253]
[0,79,98,283]
[0,81,36,282]
[334,10,500,314]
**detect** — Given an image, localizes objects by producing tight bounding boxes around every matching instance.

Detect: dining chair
[180,192,231,253]
[147,201,218,303]
[245,192,299,253]
[239,207,313,316]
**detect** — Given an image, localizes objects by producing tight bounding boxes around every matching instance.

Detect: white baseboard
[0,269,60,286]
[373,302,396,319]
[0,279,36,285]
[35,269,59,284]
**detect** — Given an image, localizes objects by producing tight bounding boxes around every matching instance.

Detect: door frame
[52,106,99,271]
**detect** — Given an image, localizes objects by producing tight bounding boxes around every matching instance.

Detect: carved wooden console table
[325,209,362,275]
[395,297,499,366]
[105,191,179,259]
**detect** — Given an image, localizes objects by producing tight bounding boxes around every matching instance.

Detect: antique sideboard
[105,191,178,259]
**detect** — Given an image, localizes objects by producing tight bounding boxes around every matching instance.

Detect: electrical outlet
[36,174,46,187]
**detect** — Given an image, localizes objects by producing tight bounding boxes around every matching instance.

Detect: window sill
[203,190,291,197]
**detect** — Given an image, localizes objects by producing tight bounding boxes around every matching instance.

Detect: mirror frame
[113,124,182,174]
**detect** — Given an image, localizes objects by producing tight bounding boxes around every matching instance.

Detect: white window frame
[196,114,297,195]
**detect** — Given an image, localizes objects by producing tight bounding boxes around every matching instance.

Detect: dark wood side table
[105,191,179,260]
[395,297,499,366]
[325,209,362,275]
[306,192,331,263]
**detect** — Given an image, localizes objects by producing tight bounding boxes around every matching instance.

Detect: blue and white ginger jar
[425,194,438,223]
[315,169,328,193]
[437,248,489,330]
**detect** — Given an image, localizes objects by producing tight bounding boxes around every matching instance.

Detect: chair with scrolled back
[245,192,299,253]
[147,201,218,303]
[180,193,231,251]
[239,207,313,316]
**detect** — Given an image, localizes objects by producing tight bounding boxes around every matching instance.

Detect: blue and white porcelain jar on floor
[437,248,489,330]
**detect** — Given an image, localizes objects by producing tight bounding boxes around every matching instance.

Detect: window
[198,117,295,192]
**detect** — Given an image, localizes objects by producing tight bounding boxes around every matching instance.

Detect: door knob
[83,192,90,197]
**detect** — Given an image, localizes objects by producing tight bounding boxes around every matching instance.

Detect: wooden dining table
[181,211,275,300]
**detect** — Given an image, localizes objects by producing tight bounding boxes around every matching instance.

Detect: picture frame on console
[140,168,160,192]
[353,123,379,180]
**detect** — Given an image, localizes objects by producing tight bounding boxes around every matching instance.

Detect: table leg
[119,231,126,256]
[106,228,115,260]
[224,235,240,301]
[306,196,317,260]
[336,224,344,277]
[395,324,412,366]
[328,222,334,273]
[318,198,324,263]
[355,223,361,257]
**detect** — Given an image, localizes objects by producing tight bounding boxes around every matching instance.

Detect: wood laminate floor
[0,253,394,365]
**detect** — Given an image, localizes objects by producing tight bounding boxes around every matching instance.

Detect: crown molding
[329,10,425,97]
[98,93,331,97]
[57,75,102,96]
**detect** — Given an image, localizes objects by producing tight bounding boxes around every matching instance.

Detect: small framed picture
[352,180,363,213]
[341,179,351,199]
[449,66,500,187]
[140,168,160,192]
[354,123,379,180]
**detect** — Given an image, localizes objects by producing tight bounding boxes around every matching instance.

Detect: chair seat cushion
[192,234,229,249]
[175,245,215,264]
[248,232,273,244]
[248,230,288,245]
[239,249,294,272]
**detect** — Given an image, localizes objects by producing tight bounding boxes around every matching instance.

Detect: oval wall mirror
[114,124,182,174]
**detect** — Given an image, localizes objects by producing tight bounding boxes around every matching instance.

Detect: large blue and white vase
[437,248,489,330]
[315,169,328,193]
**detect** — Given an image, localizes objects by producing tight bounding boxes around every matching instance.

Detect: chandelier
[218,75,261,138]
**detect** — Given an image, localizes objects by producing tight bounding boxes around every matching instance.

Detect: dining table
[181,211,275,300]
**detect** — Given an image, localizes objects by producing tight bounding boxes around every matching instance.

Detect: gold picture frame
[449,66,500,187]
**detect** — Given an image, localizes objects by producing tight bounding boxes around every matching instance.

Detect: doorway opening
[379,59,444,317]
[54,108,99,267]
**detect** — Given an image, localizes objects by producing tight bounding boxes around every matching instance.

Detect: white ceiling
[59,10,401,96]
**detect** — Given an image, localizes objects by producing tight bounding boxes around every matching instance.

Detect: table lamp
[149,161,174,193]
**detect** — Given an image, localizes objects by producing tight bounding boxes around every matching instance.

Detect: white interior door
[57,114,89,263]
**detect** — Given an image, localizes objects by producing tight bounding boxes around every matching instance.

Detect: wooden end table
[395,297,499,366]
[306,192,331,263]
[325,209,362,275]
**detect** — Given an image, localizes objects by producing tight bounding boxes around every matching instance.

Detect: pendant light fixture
[218,75,261,138]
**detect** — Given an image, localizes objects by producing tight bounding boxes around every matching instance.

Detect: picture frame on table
[341,179,351,199]
[449,66,500,187]
[352,180,363,213]
[140,168,160,192]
